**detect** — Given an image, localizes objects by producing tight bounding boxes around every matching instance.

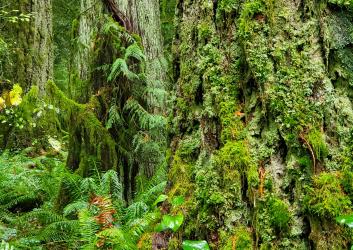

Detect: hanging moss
[306,129,328,161]
[46,80,117,175]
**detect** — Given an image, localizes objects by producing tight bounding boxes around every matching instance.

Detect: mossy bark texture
[1,0,53,92]
[114,0,168,106]
[168,0,353,249]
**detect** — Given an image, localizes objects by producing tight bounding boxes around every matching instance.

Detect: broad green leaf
[171,195,185,207]
[182,240,210,250]
[155,213,184,232]
[154,194,168,206]
[336,214,353,228]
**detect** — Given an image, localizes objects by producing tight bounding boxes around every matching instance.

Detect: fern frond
[39,220,80,242]
[137,181,167,205]
[106,105,124,129]
[97,228,136,250]
[80,177,99,196]
[108,58,139,82]
[124,201,148,222]
[124,98,166,130]
[101,170,123,200]
[63,201,88,217]
[125,43,146,62]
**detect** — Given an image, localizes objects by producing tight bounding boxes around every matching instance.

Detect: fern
[39,220,80,242]
[63,201,88,217]
[125,201,149,222]
[108,58,138,82]
[101,170,123,200]
[124,98,166,130]
[124,43,146,62]
[106,104,123,129]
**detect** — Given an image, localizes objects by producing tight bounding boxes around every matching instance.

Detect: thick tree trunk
[66,0,167,201]
[168,0,353,249]
[113,0,168,109]
[1,0,53,92]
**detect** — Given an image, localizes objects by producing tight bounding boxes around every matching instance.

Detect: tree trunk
[1,0,53,92]
[113,0,168,109]
[65,0,167,201]
[168,0,353,249]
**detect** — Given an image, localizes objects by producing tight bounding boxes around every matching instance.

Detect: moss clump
[167,237,180,250]
[137,233,153,249]
[219,227,253,250]
[268,197,291,230]
[306,129,328,161]
[238,0,266,38]
[304,172,351,218]
[215,141,251,171]
[177,132,201,161]
[342,170,353,199]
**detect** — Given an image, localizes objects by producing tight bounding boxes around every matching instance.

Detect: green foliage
[328,0,353,7]
[219,227,253,250]
[182,240,210,250]
[238,0,265,38]
[267,197,291,229]
[306,129,328,161]
[336,214,353,228]
[215,141,250,171]
[155,213,184,232]
[218,0,240,13]
[305,172,351,218]
[108,43,145,82]
[0,148,166,249]
[154,194,168,206]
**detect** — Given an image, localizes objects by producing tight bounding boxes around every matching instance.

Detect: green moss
[268,197,291,230]
[46,81,117,174]
[219,227,253,249]
[298,155,312,169]
[168,153,194,198]
[306,129,328,161]
[176,132,201,161]
[247,163,259,188]
[304,172,351,218]
[137,232,153,249]
[218,0,240,13]
[238,0,266,38]
[216,141,250,171]
[167,237,180,250]
[341,170,353,200]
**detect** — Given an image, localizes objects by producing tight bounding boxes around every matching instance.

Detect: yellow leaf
[9,84,23,106]
[0,97,5,111]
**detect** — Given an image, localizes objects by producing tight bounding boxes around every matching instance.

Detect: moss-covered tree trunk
[168,0,353,249]
[113,0,168,109]
[1,0,53,92]
[64,0,167,201]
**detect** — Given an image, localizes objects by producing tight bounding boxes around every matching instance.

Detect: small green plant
[155,214,184,232]
[182,240,210,250]
[336,214,353,228]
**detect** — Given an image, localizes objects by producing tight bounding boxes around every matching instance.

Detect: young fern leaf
[106,105,123,129]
